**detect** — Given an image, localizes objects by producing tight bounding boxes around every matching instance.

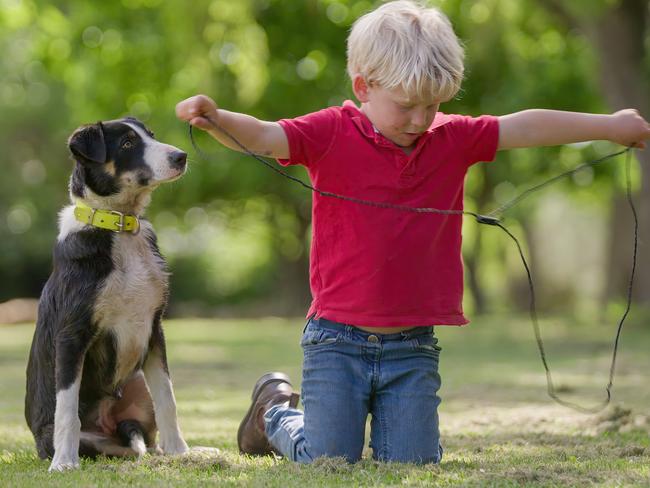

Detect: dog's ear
[68,122,106,164]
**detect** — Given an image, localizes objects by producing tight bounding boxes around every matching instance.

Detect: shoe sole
[237,372,292,454]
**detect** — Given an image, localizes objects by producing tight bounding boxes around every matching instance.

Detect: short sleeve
[277,107,340,167]
[447,114,500,166]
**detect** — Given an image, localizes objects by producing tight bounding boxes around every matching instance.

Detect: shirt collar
[342,100,454,145]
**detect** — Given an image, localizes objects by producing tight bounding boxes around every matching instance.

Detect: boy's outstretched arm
[176,94,289,159]
[498,109,650,151]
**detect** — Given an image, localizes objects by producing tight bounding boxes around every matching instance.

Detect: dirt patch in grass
[97,447,231,474]
[442,402,650,437]
[587,404,650,434]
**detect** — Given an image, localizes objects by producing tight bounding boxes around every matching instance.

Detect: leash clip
[475,214,500,226]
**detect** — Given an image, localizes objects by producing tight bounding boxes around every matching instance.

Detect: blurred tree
[536,0,650,305]
[446,0,614,313]
[0,0,645,317]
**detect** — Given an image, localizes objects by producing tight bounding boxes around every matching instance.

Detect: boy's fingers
[189,116,213,131]
[176,105,197,121]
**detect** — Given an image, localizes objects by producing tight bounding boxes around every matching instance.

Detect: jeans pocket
[300,323,341,350]
[411,333,442,356]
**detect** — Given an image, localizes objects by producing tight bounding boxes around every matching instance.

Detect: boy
[176,0,650,464]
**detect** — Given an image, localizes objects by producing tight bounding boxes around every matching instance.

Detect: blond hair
[347,0,464,102]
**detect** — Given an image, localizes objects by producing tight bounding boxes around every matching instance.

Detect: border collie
[25,117,189,472]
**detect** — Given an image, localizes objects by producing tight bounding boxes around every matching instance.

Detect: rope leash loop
[189,118,638,414]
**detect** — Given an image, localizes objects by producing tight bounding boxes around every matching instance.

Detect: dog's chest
[93,228,167,382]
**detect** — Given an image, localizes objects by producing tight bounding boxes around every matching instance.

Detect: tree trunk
[271,199,313,315]
[539,0,650,304]
[464,224,485,313]
[508,218,538,312]
[587,0,650,304]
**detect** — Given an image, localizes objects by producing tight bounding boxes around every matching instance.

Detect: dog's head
[67,117,186,207]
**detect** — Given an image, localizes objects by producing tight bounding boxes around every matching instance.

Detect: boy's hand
[175,95,218,132]
[609,109,650,149]
[174,94,290,159]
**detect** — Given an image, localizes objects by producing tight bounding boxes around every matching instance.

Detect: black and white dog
[25,117,189,471]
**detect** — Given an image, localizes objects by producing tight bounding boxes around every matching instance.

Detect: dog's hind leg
[110,372,158,450]
[37,408,147,461]
[78,432,140,457]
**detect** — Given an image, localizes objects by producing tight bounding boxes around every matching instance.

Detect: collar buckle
[109,210,125,233]
[75,202,140,234]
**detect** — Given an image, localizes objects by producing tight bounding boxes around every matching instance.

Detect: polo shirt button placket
[400,166,415,178]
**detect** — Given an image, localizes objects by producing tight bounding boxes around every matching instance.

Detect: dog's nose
[169,151,187,170]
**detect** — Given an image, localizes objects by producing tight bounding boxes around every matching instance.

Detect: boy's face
[353,76,440,149]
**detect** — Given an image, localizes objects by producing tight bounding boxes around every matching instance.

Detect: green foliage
[0,0,641,312]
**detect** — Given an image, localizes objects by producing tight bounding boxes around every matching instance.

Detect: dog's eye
[122,140,133,149]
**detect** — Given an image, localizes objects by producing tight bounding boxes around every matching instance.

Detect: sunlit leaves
[0,0,645,308]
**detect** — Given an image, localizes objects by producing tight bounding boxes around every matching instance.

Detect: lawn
[1,315,648,487]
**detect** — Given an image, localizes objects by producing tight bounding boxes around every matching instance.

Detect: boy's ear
[68,122,106,164]
[352,75,371,103]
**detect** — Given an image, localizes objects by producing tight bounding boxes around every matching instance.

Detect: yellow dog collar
[74,202,140,233]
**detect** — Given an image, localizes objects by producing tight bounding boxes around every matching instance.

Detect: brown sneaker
[237,372,299,456]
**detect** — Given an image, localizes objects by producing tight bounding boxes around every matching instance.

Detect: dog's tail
[34,421,151,459]
[115,419,149,456]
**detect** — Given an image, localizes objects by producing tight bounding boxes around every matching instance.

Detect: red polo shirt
[278,100,499,327]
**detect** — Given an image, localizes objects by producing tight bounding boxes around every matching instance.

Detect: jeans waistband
[311,317,433,342]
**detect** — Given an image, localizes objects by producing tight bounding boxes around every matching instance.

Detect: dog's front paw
[147,445,163,456]
[48,457,80,472]
[161,437,189,455]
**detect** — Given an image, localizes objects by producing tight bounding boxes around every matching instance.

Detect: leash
[189,117,638,414]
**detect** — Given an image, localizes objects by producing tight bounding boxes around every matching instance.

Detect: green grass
[1,315,649,487]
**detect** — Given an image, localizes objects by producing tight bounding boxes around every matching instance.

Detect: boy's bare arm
[176,95,290,159]
[498,109,650,151]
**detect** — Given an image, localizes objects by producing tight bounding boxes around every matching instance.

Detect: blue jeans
[264,317,443,464]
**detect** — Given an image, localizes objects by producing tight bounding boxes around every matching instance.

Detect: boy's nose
[410,110,428,129]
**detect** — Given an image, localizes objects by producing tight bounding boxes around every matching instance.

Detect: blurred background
[0,0,649,323]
